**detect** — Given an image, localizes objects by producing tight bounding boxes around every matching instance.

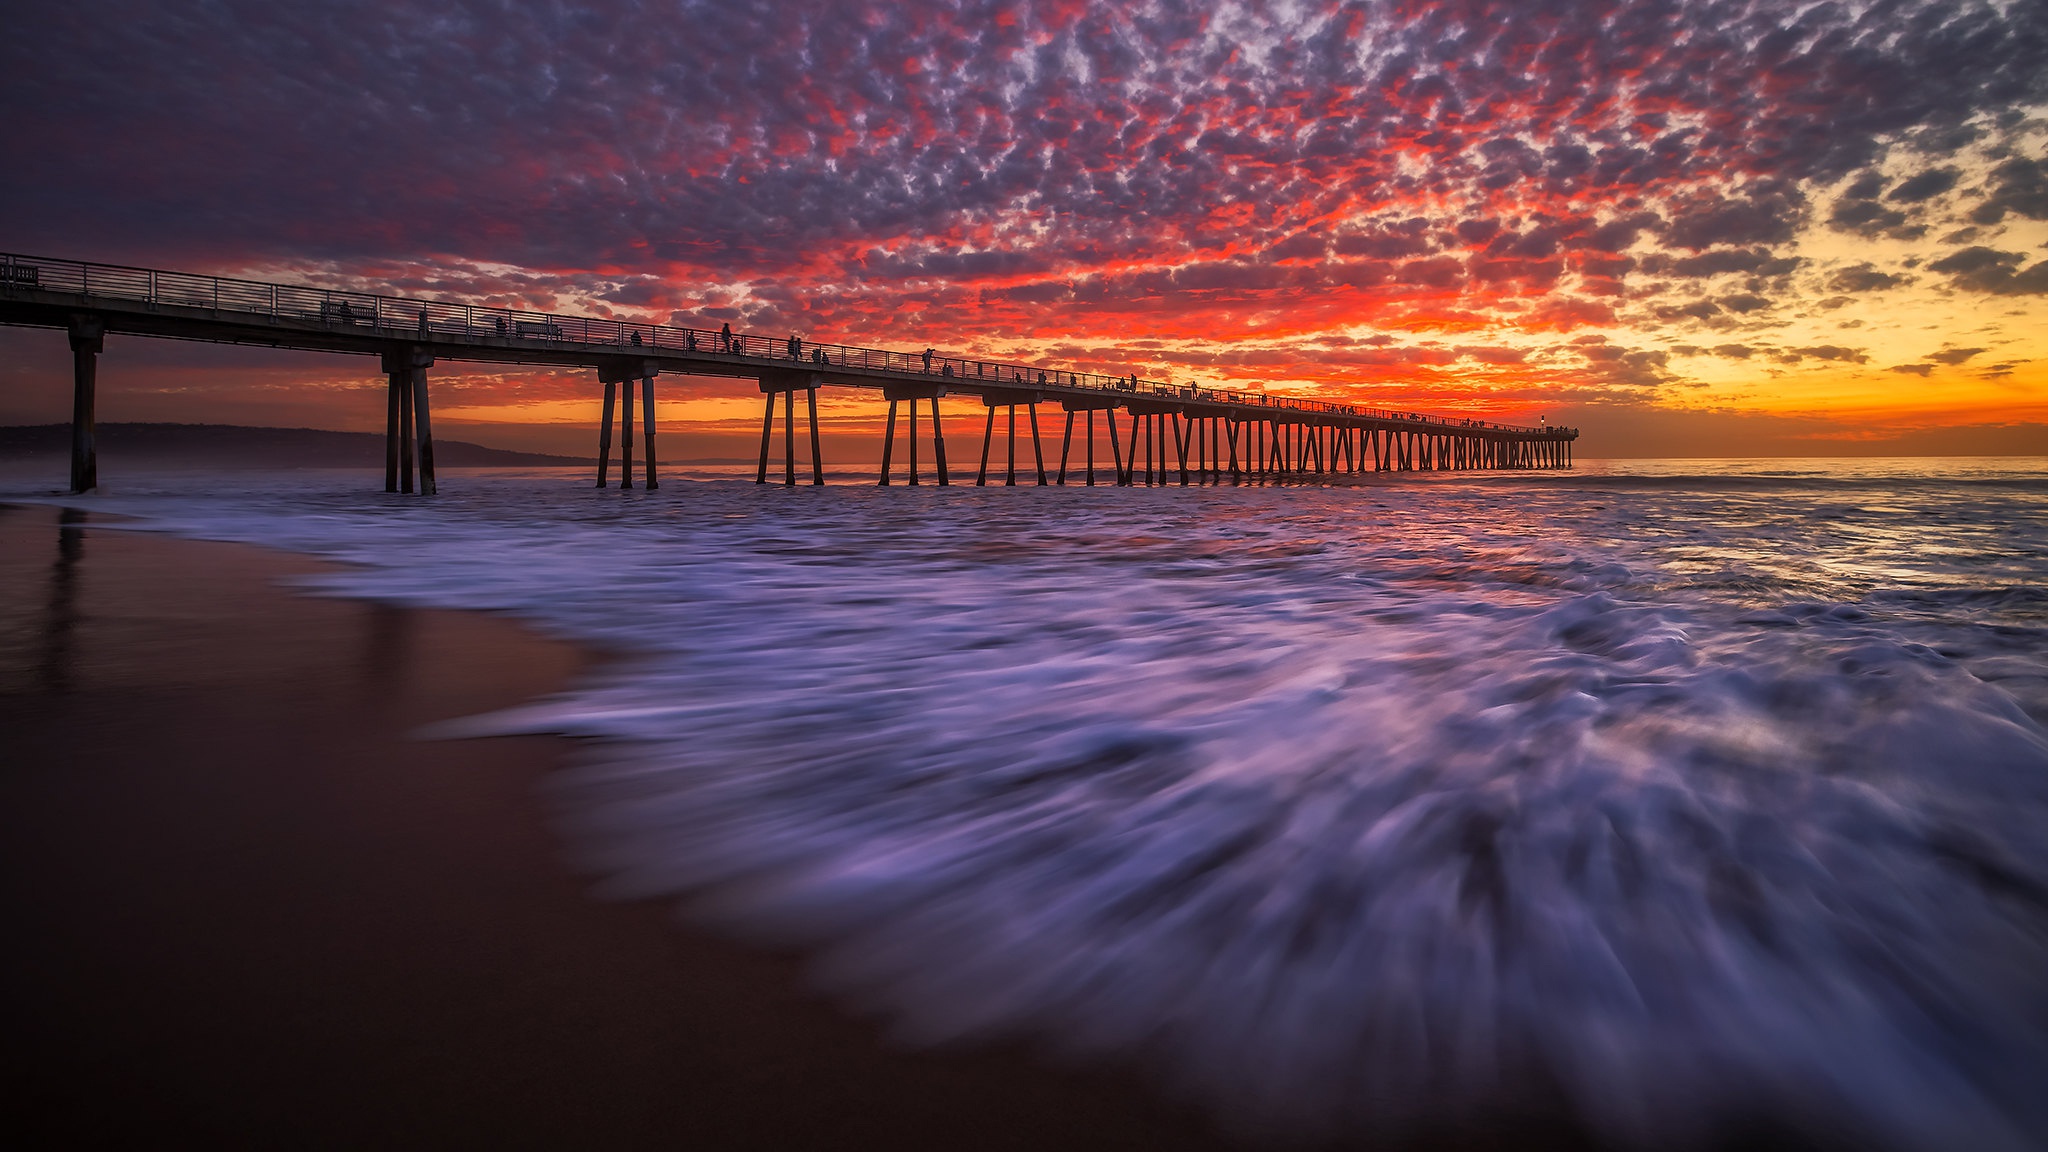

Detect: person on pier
[721,323,733,352]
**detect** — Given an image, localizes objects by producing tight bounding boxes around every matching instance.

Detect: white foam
[17,463,2048,1149]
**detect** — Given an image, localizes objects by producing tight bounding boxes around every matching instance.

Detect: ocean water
[12,458,2048,1150]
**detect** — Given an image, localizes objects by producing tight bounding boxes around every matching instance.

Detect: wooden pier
[0,252,1578,494]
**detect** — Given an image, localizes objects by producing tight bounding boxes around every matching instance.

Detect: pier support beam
[752,367,830,486]
[1029,403,1046,485]
[1124,401,1185,488]
[67,315,103,494]
[600,359,659,490]
[928,396,949,485]
[618,368,635,489]
[1111,410,1129,485]
[382,346,434,494]
[973,388,1042,487]
[389,365,406,492]
[595,381,615,488]
[879,380,947,486]
[879,401,897,486]
[641,373,660,489]
[411,351,436,495]
[1058,395,1118,488]
[808,388,824,484]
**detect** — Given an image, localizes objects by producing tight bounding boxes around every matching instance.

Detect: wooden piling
[878,399,897,485]
[756,393,773,484]
[783,387,795,487]
[1058,410,1074,484]
[807,388,824,485]
[410,358,437,496]
[66,316,102,495]
[976,407,995,486]
[398,368,414,494]
[641,375,659,489]
[929,396,949,486]
[1029,403,1046,485]
[1108,409,1126,485]
[387,366,405,493]
[907,394,919,485]
[618,371,634,489]
[596,381,616,488]
[1005,405,1017,487]
[1086,410,1096,486]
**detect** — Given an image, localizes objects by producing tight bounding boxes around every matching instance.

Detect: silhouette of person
[721,322,733,352]
[922,348,934,373]
[631,330,642,346]
[686,331,697,351]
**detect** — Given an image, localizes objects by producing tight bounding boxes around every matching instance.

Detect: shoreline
[0,501,1249,1150]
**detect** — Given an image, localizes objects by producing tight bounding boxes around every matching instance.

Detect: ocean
[12,457,2047,1150]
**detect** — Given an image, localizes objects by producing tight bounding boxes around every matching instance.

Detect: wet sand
[0,502,1242,1150]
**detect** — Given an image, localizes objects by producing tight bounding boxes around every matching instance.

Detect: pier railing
[0,252,1559,434]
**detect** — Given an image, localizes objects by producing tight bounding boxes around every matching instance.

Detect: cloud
[0,0,2039,412]
[1925,347,1987,365]
[1828,265,1909,293]
[1717,293,1774,314]
[1788,345,1871,364]
[1886,168,1961,203]
[1928,247,2048,295]
[1969,158,2048,224]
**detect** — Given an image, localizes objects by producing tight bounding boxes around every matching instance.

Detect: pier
[0,253,1578,494]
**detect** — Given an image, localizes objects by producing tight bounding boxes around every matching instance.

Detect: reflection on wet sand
[9,461,2048,1150]
[36,507,86,693]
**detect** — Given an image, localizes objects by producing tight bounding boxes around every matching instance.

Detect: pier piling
[387,357,407,493]
[641,374,659,489]
[808,388,824,485]
[879,400,897,486]
[1029,403,1046,485]
[66,315,101,494]
[409,352,436,495]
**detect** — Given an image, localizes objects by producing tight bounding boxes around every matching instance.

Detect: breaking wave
[25,460,2048,1149]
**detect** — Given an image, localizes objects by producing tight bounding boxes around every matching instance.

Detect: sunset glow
[3,0,2044,455]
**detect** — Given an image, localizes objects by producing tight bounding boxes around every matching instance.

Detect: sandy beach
[0,501,1253,1150]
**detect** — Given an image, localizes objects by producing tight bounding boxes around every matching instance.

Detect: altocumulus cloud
[0,0,2043,402]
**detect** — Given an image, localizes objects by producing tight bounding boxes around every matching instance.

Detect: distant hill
[0,424,593,468]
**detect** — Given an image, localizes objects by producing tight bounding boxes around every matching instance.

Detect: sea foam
[29,462,2048,1149]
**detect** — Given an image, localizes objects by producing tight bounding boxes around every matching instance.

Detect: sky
[2,0,2045,458]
